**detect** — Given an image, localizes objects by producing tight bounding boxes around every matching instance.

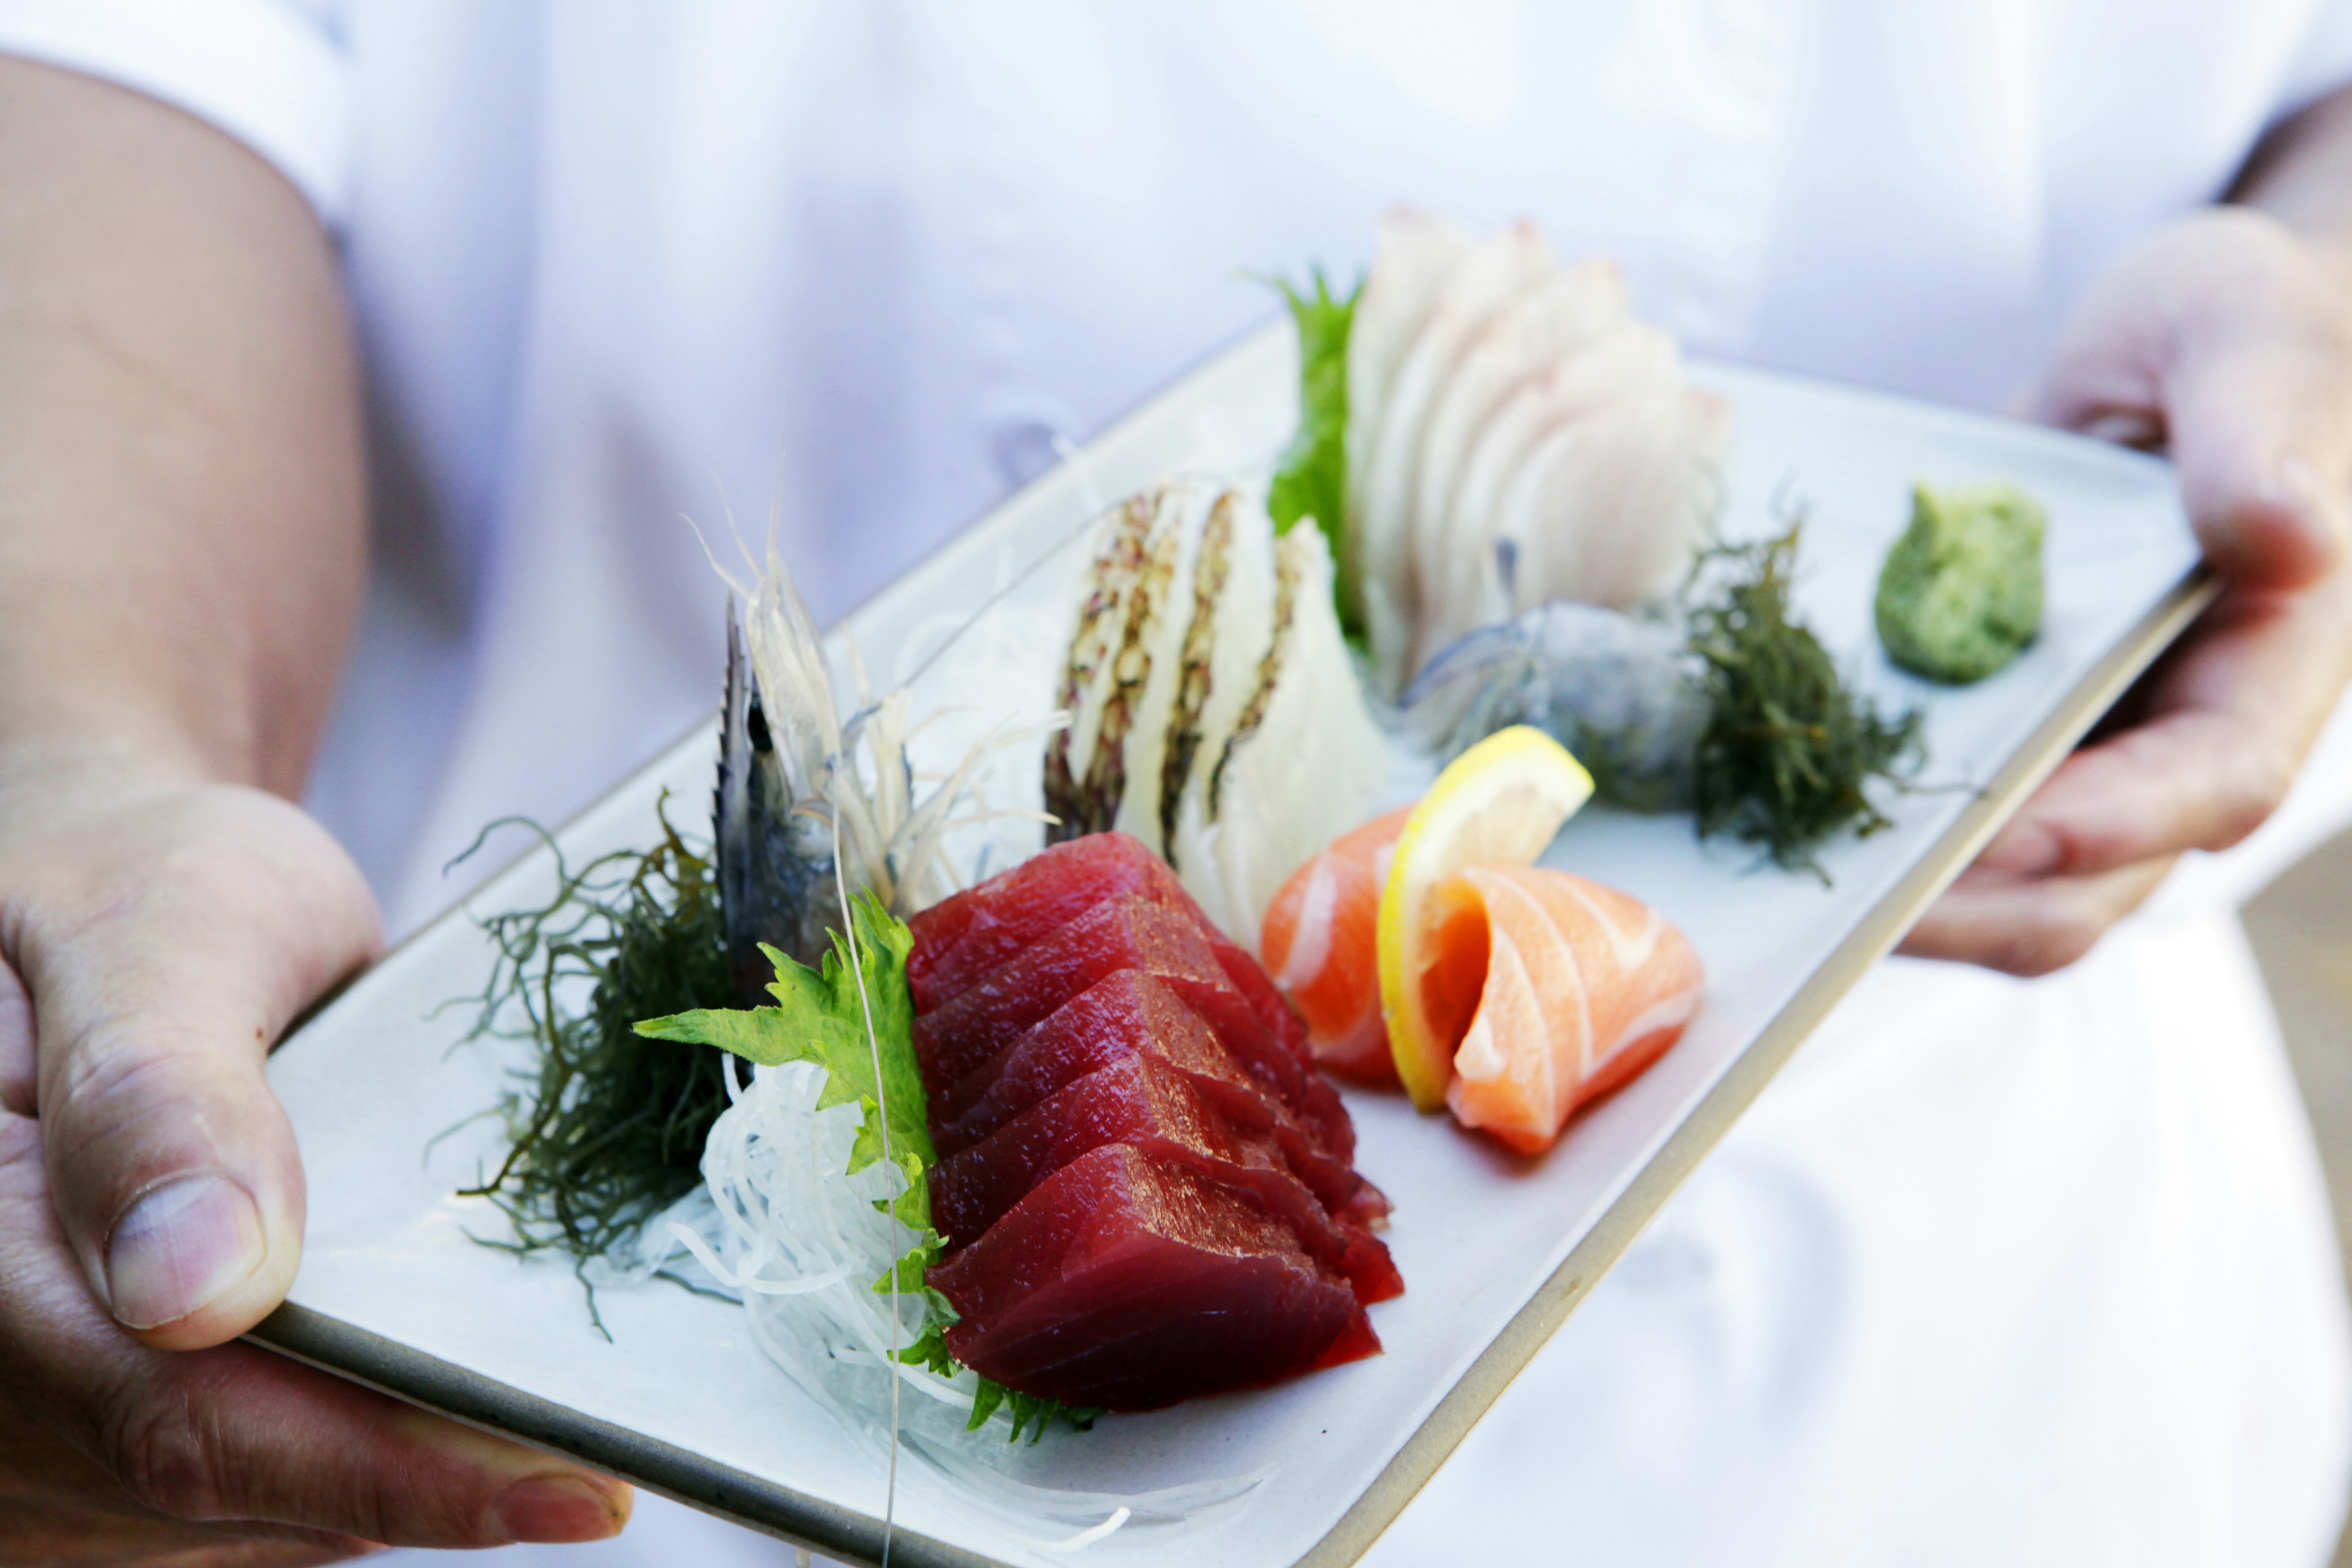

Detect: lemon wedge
[1378,725,1594,1110]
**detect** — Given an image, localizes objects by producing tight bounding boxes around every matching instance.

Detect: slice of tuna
[930,1054,1400,1305]
[912,894,1353,1159]
[930,1144,1379,1412]
[908,832,1311,1063]
[933,971,1387,1226]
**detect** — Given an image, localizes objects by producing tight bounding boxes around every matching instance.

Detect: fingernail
[496,1475,630,1544]
[2081,409,2162,450]
[2273,457,2351,554]
[105,1174,266,1330]
[1976,820,2062,877]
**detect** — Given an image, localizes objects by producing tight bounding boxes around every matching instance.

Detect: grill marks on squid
[1047,494,1158,841]
[1206,535,1301,827]
[1158,493,1235,854]
[1052,484,1316,886]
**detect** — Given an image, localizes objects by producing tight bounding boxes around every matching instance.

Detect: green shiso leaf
[638,888,937,1278]
[1267,266,1365,640]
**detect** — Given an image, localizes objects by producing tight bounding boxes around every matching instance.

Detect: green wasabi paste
[1874,480,2046,684]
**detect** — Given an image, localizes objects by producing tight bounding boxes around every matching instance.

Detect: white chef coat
[4,2,2350,1564]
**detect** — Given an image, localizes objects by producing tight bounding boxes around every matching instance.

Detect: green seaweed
[1686,526,1924,876]
[450,799,736,1334]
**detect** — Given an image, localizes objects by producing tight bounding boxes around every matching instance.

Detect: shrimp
[1400,599,1706,812]
[714,543,1055,997]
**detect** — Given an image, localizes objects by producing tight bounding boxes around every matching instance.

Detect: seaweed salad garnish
[1686,522,1923,876]
[448,797,735,1330]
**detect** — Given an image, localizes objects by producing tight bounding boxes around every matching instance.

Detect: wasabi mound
[1875,480,2045,684]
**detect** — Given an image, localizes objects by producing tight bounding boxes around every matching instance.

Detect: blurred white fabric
[3,2,2350,1564]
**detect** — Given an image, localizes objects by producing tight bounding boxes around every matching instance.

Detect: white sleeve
[0,0,351,225]
[2277,0,2352,118]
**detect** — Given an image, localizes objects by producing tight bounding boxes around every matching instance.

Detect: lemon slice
[1379,725,1594,1110]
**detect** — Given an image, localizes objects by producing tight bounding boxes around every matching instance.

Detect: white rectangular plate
[254,320,2208,1568]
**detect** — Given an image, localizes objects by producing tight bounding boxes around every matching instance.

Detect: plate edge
[247,1302,999,1568]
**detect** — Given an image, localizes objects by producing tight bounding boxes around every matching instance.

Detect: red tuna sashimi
[930,1144,1379,1412]
[908,832,1311,1062]
[911,894,1352,1159]
[933,970,1387,1226]
[930,1054,1401,1305]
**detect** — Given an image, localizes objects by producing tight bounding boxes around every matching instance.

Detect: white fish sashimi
[1417,321,1681,665]
[1346,208,1472,526]
[1410,257,1627,553]
[1355,221,1555,695]
[1330,208,1734,690]
[1050,491,1159,806]
[1052,485,1383,946]
[1164,492,1277,873]
[1496,384,1730,613]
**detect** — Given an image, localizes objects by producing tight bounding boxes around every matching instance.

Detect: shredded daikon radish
[671,1056,1275,1551]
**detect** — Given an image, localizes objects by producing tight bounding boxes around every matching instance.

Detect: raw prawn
[1400,600,1706,811]
[714,546,1044,995]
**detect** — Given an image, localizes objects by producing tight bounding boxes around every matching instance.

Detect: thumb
[2163,304,2352,589]
[2030,208,2352,589]
[15,783,379,1351]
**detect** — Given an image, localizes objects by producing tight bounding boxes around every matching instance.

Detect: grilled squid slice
[1047,482,1384,945]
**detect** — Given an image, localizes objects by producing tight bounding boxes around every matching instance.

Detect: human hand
[0,743,633,1562]
[1902,206,2352,975]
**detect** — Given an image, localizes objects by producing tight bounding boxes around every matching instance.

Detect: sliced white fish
[1495,383,1730,614]
[1333,209,1736,690]
[1355,221,1555,694]
[1346,208,1472,527]
[1417,321,1680,665]
[1106,482,1213,853]
[1411,257,1627,552]
[1054,483,1385,946]
[1163,490,1278,862]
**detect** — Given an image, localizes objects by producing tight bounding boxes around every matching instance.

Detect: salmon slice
[1258,809,1409,1087]
[1432,864,1700,1153]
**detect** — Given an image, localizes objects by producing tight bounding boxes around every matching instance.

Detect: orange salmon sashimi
[1430,865,1702,1154]
[1259,809,1411,1087]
